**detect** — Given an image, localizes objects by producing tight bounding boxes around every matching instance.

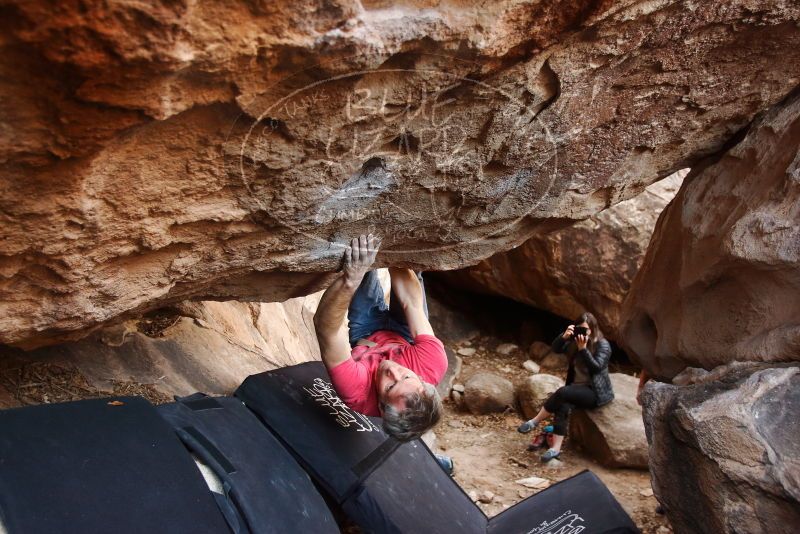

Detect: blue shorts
[347,270,429,347]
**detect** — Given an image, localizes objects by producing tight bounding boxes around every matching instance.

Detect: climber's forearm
[389,267,434,338]
[314,234,379,368]
[314,274,358,368]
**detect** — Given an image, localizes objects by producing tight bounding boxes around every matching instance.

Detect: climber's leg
[347,270,390,346]
[385,268,434,343]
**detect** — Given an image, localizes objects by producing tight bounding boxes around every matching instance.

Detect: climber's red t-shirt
[328,330,448,416]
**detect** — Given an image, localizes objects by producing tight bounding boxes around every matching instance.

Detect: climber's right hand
[343,234,380,285]
[562,324,575,339]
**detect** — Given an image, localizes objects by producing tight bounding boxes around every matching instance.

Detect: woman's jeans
[347,270,429,347]
[543,384,598,436]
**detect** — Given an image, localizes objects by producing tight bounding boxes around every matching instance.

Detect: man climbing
[313,234,448,447]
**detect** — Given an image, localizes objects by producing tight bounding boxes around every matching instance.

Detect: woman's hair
[576,311,603,351]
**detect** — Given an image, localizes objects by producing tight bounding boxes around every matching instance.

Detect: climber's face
[376,359,424,410]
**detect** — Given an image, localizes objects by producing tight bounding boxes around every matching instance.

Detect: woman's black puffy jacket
[551,335,615,406]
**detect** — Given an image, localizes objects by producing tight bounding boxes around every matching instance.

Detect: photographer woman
[516,312,614,462]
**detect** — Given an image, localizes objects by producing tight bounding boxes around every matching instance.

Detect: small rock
[508,457,529,468]
[544,458,564,470]
[463,340,473,347]
[450,389,464,407]
[515,476,550,489]
[529,341,552,360]
[500,365,513,373]
[523,360,540,374]
[518,489,527,498]
[656,527,671,534]
[468,490,479,502]
[457,347,476,356]
[452,383,465,393]
[463,372,516,414]
[478,490,495,503]
[447,420,465,429]
[539,352,566,370]
[640,488,654,497]
[496,343,519,355]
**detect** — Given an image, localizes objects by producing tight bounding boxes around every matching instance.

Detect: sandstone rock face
[516,374,564,419]
[569,373,648,469]
[463,372,515,415]
[621,91,800,379]
[643,364,800,534]
[2,1,800,348]
[0,294,322,402]
[441,170,686,340]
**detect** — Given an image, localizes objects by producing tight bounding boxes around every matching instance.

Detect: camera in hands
[572,326,589,337]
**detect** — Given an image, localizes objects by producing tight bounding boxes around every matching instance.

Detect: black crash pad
[488,470,638,533]
[158,394,338,534]
[0,397,229,534]
[341,438,487,534]
[236,361,389,500]
[236,362,487,533]
[236,362,639,534]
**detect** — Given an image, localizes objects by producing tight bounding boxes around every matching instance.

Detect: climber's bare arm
[388,267,435,338]
[314,235,380,369]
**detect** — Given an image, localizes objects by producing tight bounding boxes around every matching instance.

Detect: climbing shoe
[517,420,538,434]
[527,433,547,451]
[541,448,561,462]
[435,454,454,476]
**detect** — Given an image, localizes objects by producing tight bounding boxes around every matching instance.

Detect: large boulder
[621,90,800,379]
[3,1,800,348]
[569,373,648,469]
[516,374,564,419]
[643,363,800,534]
[441,170,687,340]
[463,372,515,415]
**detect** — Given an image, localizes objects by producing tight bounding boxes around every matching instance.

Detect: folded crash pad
[236,362,638,534]
[236,361,392,499]
[0,397,229,534]
[157,394,338,534]
[488,470,638,533]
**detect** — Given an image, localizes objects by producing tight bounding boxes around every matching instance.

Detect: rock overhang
[2,0,800,347]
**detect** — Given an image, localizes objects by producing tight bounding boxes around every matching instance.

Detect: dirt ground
[436,335,672,534]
